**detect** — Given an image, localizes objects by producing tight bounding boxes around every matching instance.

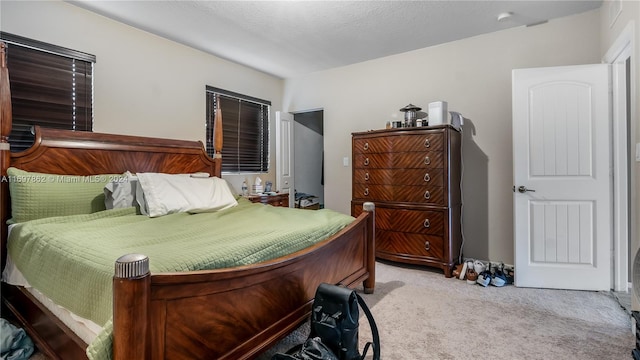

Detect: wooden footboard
[114,204,375,360]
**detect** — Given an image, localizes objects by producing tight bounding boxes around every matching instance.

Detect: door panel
[276,111,293,207]
[513,64,611,291]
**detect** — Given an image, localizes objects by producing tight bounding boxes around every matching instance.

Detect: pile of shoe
[454,260,512,287]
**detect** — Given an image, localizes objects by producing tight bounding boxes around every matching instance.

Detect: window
[206,86,270,173]
[1,32,95,152]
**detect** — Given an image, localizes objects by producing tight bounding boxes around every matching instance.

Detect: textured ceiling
[68,0,603,79]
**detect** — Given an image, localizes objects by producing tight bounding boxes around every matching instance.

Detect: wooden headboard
[0,41,224,267]
[8,126,220,176]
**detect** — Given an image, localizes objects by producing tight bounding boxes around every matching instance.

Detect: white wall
[0,0,283,193]
[283,9,602,264]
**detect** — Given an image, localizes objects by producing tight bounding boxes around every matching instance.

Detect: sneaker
[452,263,465,279]
[466,267,478,285]
[504,267,514,285]
[491,263,507,287]
[473,260,487,274]
[476,269,491,287]
[458,261,469,280]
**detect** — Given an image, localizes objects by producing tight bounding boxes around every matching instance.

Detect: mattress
[2,225,101,346]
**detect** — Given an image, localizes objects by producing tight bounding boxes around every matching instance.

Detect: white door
[276,111,294,207]
[513,64,612,291]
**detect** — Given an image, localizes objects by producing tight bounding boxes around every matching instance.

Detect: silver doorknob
[517,186,536,193]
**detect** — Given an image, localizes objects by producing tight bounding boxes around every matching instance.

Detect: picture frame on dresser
[351,125,462,277]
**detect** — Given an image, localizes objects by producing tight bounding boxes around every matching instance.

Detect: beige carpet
[28,261,633,359]
[259,261,634,360]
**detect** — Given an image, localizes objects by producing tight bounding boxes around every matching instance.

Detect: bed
[0,42,376,359]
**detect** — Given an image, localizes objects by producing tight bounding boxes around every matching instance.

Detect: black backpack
[273,283,380,360]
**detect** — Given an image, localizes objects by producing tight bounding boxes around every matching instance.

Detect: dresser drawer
[352,183,393,201]
[353,184,445,205]
[393,169,444,187]
[377,230,444,259]
[353,137,391,153]
[395,186,445,205]
[354,151,443,169]
[393,132,444,152]
[353,153,392,169]
[376,207,444,235]
[354,168,443,187]
[353,169,394,184]
[392,152,444,169]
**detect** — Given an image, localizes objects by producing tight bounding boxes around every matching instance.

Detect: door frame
[276,111,294,207]
[291,108,325,208]
[603,21,635,292]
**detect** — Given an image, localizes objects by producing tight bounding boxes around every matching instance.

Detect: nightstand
[245,193,289,207]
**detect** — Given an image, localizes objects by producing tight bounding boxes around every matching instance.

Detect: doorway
[293,110,324,209]
[603,21,634,293]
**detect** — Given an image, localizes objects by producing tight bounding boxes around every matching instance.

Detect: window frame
[206,86,271,174]
[0,32,96,152]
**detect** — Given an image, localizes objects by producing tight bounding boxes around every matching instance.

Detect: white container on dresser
[351,125,462,277]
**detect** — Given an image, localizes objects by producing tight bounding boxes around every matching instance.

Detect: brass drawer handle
[424,190,431,200]
[424,138,431,148]
[364,172,370,181]
[363,142,369,151]
[364,188,369,196]
[423,219,430,228]
[424,241,431,251]
[364,158,370,166]
[424,156,431,165]
[424,173,431,182]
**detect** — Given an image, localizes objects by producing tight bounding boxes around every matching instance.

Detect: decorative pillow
[136,172,238,217]
[104,171,138,210]
[7,167,116,223]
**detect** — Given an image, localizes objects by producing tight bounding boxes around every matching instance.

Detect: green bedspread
[7,198,354,359]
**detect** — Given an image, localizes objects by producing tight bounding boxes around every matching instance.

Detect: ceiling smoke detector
[497,12,513,22]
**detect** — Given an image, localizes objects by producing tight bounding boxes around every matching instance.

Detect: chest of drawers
[351,126,462,277]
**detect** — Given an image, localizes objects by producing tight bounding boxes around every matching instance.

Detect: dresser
[350,125,462,277]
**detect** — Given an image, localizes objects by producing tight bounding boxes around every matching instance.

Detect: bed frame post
[113,254,151,360]
[363,202,375,294]
[1,41,12,269]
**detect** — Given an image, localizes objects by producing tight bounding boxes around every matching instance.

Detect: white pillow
[136,173,238,217]
[104,171,138,209]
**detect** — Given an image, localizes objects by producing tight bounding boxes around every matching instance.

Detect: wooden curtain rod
[213,94,223,159]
